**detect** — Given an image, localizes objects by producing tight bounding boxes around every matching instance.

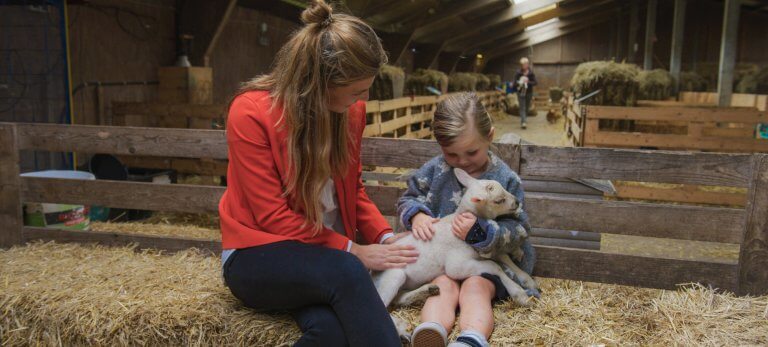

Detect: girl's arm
[397,162,436,230]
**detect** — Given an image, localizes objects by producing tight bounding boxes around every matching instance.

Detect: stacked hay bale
[570,61,640,106]
[736,66,768,94]
[405,68,448,96]
[486,74,502,90]
[448,72,478,92]
[694,62,758,92]
[370,64,405,100]
[472,73,491,91]
[679,71,708,92]
[638,69,673,100]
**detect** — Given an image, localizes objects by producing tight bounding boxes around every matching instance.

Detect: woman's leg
[517,94,527,126]
[291,305,347,347]
[457,276,495,339]
[420,275,461,332]
[224,241,400,347]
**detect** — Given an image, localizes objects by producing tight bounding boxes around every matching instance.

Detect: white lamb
[372,168,539,336]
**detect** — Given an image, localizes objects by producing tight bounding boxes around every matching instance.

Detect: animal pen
[1,122,766,298]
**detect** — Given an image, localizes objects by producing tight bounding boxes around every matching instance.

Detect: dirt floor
[492,110,571,146]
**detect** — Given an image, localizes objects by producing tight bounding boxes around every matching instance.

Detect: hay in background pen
[405,68,448,96]
[679,71,708,92]
[638,69,673,100]
[570,61,640,106]
[485,74,502,90]
[448,72,479,92]
[736,65,768,94]
[470,73,491,91]
[370,64,405,100]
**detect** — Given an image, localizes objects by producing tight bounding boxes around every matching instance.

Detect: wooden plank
[701,126,755,138]
[530,228,601,242]
[737,154,768,295]
[112,102,225,120]
[613,182,748,207]
[520,145,753,187]
[523,180,603,196]
[588,131,768,152]
[362,185,403,216]
[15,123,228,160]
[21,177,223,214]
[530,237,600,250]
[587,105,766,123]
[361,137,520,171]
[117,156,228,176]
[0,124,23,247]
[526,193,745,244]
[22,227,221,254]
[534,246,739,292]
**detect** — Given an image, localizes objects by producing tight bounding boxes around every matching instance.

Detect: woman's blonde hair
[432,92,494,147]
[520,57,530,65]
[232,0,387,234]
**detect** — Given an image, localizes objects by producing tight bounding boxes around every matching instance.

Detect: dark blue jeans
[223,241,401,347]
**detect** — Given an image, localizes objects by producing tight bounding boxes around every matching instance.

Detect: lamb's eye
[495,198,505,204]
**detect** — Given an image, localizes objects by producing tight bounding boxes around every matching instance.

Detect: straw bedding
[2,228,767,346]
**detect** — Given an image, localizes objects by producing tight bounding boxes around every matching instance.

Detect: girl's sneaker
[411,321,448,347]
[446,330,489,347]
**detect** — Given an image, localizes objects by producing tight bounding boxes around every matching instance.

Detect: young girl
[397,92,536,347]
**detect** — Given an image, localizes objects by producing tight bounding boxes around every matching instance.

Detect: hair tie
[321,16,333,27]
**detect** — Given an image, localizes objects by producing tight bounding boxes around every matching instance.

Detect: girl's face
[441,127,495,177]
[328,76,375,113]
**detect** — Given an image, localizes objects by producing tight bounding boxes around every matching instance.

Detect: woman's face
[328,76,375,113]
[521,62,529,70]
[441,127,495,178]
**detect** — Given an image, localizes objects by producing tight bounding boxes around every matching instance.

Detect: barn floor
[1,221,767,346]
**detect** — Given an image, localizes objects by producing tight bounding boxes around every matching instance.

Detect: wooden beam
[669,0,687,94]
[737,154,768,295]
[179,0,238,67]
[455,0,614,53]
[0,124,23,248]
[643,0,657,70]
[717,0,742,107]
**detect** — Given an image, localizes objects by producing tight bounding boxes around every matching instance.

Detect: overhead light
[476,53,483,59]
[521,3,557,20]
[524,17,559,31]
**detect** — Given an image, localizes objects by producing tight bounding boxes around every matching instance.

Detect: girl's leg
[420,275,461,332]
[457,276,495,339]
[224,240,400,347]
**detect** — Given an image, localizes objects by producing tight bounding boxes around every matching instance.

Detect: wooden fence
[679,91,767,111]
[1,122,766,295]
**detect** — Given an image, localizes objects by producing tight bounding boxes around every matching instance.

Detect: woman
[218,1,417,345]
[512,57,537,129]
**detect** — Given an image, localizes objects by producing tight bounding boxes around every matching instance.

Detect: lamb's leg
[496,253,539,297]
[372,269,407,307]
[392,283,441,307]
[446,258,531,307]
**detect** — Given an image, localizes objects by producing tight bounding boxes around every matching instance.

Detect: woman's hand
[350,242,418,271]
[411,212,440,241]
[451,212,477,240]
[382,232,411,245]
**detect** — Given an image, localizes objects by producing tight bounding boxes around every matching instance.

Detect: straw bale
[405,69,448,96]
[638,69,673,100]
[570,61,640,106]
[448,72,479,92]
[485,74,502,90]
[370,64,405,100]
[736,65,768,94]
[679,71,708,92]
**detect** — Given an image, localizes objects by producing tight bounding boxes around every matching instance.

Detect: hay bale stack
[448,72,479,92]
[370,64,405,100]
[570,61,640,106]
[405,68,448,96]
[694,62,758,92]
[679,71,708,92]
[638,69,673,100]
[486,74,502,89]
[549,87,564,102]
[471,73,491,91]
[3,240,768,345]
[736,65,768,94]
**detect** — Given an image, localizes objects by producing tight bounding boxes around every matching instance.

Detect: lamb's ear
[454,168,477,187]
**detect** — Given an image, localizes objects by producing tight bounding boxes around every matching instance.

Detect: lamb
[372,168,539,336]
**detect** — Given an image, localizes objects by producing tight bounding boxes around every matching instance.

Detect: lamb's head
[454,168,520,220]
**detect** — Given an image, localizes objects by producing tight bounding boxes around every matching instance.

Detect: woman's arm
[227,96,350,250]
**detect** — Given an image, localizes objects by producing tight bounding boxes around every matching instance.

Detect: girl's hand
[350,242,419,271]
[451,212,477,240]
[411,212,440,241]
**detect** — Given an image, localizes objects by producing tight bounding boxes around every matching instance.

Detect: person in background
[512,57,537,129]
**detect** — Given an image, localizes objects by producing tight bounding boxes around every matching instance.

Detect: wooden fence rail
[1,122,766,295]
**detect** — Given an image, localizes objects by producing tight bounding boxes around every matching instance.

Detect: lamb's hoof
[513,292,533,307]
[525,288,541,299]
[427,284,441,296]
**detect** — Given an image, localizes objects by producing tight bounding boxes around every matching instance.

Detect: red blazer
[219,90,392,250]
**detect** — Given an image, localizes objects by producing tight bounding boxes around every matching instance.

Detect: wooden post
[643,0,658,70]
[717,0,741,107]
[669,0,686,95]
[0,123,24,248]
[737,154,768,295]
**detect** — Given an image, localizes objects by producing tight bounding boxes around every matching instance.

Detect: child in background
[397,92,537,347]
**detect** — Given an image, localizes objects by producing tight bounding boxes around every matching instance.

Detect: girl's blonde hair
[432,92,494,147]
[231,0,387,234]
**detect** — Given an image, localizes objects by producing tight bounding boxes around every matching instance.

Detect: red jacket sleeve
[352,102,394,244]
[227,95,350,250]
